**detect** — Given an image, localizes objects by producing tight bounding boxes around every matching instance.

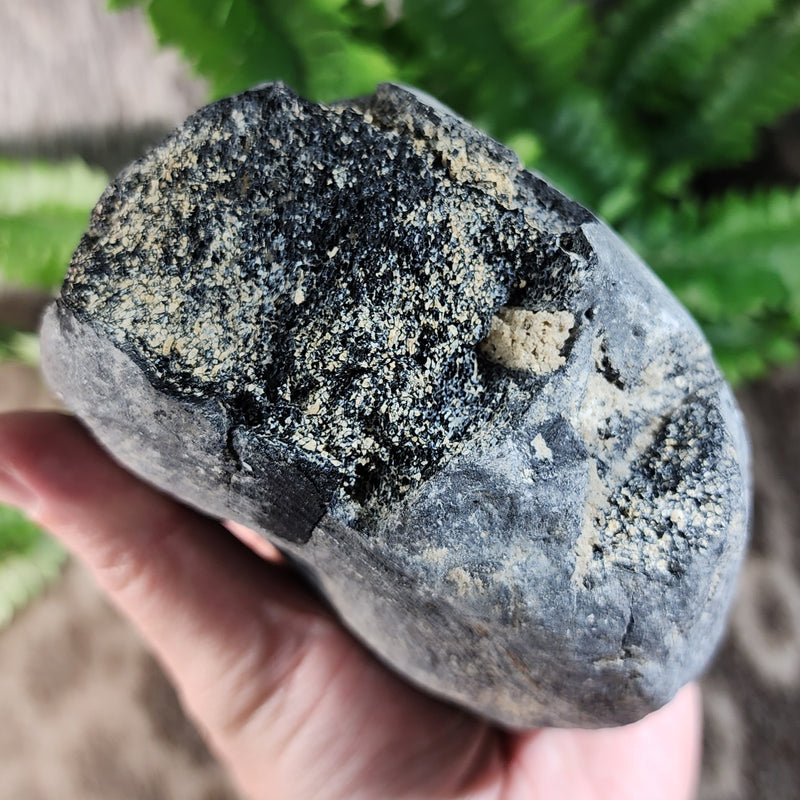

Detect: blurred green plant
[0,506,67,628]
[0,158,109,290]
[110,0,800,383]
[0,159,106,624]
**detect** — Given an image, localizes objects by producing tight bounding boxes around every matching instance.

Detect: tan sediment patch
[480,308,574,375]
[446,566,486,598]
[531,433,553,461]
[571,458,608,586]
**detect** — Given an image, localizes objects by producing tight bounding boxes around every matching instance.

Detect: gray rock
[40,82,750,728]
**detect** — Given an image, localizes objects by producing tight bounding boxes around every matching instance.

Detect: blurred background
[1,0,799,797]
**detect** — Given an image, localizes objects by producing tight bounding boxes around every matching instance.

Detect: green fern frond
[604,0,777,116]
[532,90,650,221]
[705,314,800,383]
[275,3,399,101]
[628,187,800,312]
[132,0,304,97]
[491,0,594,97]
[623,186,800,379]
[0,505,67,629]
[0,330,40,364]
[664,5,800,169]
[0,159,108,290]
[595,0,683,90]
[675,188,800,312]
[384,0,531,124]
[125,0,399,101]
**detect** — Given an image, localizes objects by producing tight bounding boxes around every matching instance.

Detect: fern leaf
[679,188,800,311]
[124,0,399,101]
[0,159,107,290]
[276,2,399,101]
[605,0,777,116]
[532,90,650,221]
[629,188,800,313]
[128,0,304,98]
[386,0,532,120]
[665,6,800,169]
[623,186,800,379]
[595,0,683,90]
[0,505,67,629]
[0,330,39,365]
[491,0,594,97]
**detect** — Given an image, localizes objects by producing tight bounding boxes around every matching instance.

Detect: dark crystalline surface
[42,83,750,727]
[60,83,592,524]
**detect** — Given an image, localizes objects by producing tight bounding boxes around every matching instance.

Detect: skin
[0,411,701,800]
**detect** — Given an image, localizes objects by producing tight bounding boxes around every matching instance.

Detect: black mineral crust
[43,82,750,728]
[62,82,591,523]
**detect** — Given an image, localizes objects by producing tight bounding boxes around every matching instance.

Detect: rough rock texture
[40,82,750,728]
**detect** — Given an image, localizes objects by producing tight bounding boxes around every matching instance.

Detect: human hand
[0,412,701,800]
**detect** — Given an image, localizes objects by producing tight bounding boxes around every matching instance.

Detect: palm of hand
[0,413,700,800]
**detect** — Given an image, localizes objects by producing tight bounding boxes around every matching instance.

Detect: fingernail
[0,463,39,511]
